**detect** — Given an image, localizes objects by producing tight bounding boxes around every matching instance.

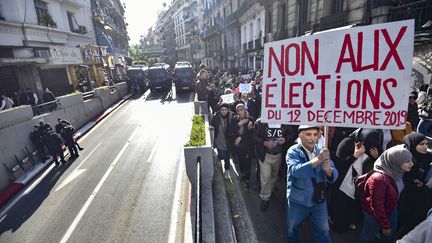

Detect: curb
[0,94,132,210]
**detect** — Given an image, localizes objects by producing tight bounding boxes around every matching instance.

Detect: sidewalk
[0,94,132,210]
[223,156,362,242]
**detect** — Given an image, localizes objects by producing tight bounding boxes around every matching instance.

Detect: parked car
[174,63,195,93]
[147,65,172,93]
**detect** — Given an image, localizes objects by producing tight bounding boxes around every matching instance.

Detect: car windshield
[175,68,193,78]
[127,70,144,79]
[148,69,166,79]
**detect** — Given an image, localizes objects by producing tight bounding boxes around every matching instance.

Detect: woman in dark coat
[229,103,254,191]
[329,128,382,233]
[398,132,432,237]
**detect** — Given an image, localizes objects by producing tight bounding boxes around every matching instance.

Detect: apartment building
[0,0,96,97]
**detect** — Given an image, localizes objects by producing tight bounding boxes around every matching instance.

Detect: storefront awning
[96,28,114,54]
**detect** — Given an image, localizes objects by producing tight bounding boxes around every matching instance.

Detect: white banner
[221,94,234,104]
[239,83,252,93]
[261,20,414,129]
[49,46,83,65]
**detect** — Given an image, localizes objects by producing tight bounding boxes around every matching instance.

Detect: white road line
[75,142,102,170]
[168,148,186,243]
[146,137,160,163]
[54,142,102,192]
[59,129,138,243]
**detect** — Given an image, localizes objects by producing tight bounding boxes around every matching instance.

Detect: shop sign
[49,46,83,65]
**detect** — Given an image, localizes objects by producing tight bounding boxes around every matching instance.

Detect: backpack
[354,170,377,199]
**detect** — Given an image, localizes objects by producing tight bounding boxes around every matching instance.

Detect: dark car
[148,65,172,93]
[126,66,148,93]
[174,64,195,93]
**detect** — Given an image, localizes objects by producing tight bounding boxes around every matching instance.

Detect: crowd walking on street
[204,65,432,242]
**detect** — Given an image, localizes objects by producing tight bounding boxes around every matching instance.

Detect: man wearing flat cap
[285,125,338,243]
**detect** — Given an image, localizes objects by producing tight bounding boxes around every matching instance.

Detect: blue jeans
[360,209,398,243]
[417,118,432,138]
[216,149,230,170]
[286,200,332,243]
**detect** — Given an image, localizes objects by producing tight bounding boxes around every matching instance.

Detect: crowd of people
[30,118,83,165]
[0,88,56,112]
[200,64,432,242]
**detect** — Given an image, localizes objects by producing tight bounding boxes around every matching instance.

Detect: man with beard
[211,103,234,179]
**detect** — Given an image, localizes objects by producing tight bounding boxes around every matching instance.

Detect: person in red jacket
[360,145,414,243]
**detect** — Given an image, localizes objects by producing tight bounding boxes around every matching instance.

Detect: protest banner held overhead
[261,20,414,129]
[239,83,252,93]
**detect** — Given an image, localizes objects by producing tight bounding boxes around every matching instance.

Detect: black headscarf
[403,132,429,164]
[349,128,383,157]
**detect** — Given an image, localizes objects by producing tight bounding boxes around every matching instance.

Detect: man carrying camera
[286,125,338,243]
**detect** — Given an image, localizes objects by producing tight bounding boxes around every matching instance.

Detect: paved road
[0,90,195,243]
[227,158,362,243]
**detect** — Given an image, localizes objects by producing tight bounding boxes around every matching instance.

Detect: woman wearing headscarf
[398,132,432,237]
[229,103,254,191]
[329,128,382,233]
[360,145,414,243]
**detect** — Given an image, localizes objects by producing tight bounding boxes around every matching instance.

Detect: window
[300,0,309,24]
[67,11,78,32]
[34,0,56,27]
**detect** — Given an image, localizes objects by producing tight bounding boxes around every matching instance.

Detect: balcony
[299,22,312,35]
[319,11,348,31]
[255,38,263,49]
[389,0,432,30]
[389,0,432,44]
[247,41,254,50]
[224,0,257,27]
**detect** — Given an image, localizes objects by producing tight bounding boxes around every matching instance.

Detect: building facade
[0,0,96,99]
[91,0,129,85]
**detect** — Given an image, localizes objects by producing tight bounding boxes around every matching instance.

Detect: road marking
[0,164,56,219]
[78,99,130,142]
[146,137,160,163]
[55,142,102,192]
[60,129,138,243]
[168,148,186,243]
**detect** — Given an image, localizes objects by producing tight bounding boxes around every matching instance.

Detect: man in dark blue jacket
[286,125,338,243]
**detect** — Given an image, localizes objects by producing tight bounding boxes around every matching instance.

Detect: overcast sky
[122,0,169,45]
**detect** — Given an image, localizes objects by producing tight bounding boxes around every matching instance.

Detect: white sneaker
[223,170,230,180]
[349,224,357,230]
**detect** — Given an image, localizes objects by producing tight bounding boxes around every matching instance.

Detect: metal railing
[83,91,96,100]
[255,38,263,49]
[195,156,202,243]
[319,11,348,31]
[247,41,254,50]
[31,100,59,116]
[389,0,432,31]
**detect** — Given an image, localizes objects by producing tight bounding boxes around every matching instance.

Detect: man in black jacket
[61,121,79,158]
[253,119,298,211]
[211,103,234,179]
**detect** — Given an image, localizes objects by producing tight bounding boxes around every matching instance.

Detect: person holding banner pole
[285,125,338,243]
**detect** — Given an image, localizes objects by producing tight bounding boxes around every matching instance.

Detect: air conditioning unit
[34,49,50,58]
[78,25,87,34]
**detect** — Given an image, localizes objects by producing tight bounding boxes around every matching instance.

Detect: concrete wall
[0,83,128,192]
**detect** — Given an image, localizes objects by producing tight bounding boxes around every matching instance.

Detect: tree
[129,44,148,66]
